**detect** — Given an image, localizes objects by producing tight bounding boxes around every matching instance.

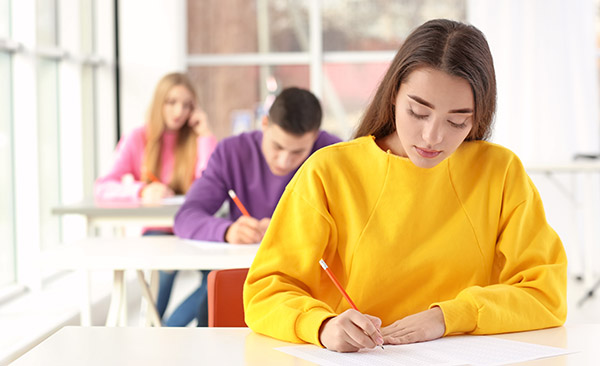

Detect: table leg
[577,173,600,307]
[118,272,128,326]
[136,270,162,327]
[106,270,125,326]
[582,173,594,288]
[144,270,160,326]
[79,270,92,326]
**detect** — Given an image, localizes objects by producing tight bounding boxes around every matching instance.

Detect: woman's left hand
[188,108,212,136]
[380,307,446,345]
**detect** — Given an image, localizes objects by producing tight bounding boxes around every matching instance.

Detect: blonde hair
[143,72,198,194]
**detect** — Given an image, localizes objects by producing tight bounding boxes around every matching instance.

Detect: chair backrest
[207,268,249,327]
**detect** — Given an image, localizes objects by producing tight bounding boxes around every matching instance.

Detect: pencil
[319,258,384,349]
[146,171,161,183]
[228,189,251,217]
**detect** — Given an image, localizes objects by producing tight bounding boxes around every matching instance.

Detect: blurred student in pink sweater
[95,72,217,205]
[94,72,218,323]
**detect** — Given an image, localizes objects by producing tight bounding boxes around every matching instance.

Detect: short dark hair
[355,19,496,141]
[268,87,322,135]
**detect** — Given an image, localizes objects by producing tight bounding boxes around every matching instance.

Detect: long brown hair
[143,72,198,194]
[355,19,496,141]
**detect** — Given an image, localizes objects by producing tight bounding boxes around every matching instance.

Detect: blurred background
[1,0,600,363]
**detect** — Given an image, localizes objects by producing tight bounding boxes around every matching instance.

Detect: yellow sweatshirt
[243,136,567,347]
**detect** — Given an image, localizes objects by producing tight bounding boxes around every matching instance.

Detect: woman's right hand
[140,182,174,203]
[188,108,212,136]
[319,309,383,353]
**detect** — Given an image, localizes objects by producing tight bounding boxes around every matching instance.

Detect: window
[188,65,310,138]
[36,58,61,250]
[80,0,97,201]
[322,0,466,52]
[0,0,8,38]
[186,0,467,139]
[36,0,58,47]
[188,0,306,54]
[0,52,15,288]
[597,0,600,117]
[0,1,116,295]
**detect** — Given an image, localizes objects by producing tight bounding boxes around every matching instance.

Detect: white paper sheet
[160,195,186,205]
[276,335,574,366]
[182,239,260,249]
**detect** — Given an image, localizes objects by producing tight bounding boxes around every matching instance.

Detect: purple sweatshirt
[174,130,341,241]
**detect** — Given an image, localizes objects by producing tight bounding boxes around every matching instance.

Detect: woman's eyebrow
[408,94,434,108]
[408,94,473,114]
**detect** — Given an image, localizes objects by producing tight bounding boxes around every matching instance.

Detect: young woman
[243,19,567,353]
[95,72,216,203]
[94,72,218,323]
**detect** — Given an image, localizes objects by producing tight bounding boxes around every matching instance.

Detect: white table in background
[42,236,259,327]
[526,161,600,302]
[11,324,600,365]
[51,196,184,234]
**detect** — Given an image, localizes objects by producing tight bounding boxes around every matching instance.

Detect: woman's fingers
[364,313,383,329]
[189,109,211,136]
[319,310,383,352]
[344,321,378,349]
[381,307,446,345]
[384,329,418,345]
[349,312,384,347]
[141,182,172,203]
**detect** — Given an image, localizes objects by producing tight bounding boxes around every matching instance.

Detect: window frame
[0,0,116,299]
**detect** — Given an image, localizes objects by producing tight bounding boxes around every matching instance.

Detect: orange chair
[207,268,249,327]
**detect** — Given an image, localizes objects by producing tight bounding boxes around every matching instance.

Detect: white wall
[469,0,599,164]
[468,0,600,277]
[118,0,187,138]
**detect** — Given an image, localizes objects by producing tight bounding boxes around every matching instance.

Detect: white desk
[42,236,259,327]
[11,324,600,365]
[526,161,600,173]
[51,197,184,234]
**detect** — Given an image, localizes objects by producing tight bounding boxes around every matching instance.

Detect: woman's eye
[448,120,467,129]
[408,109,428,120]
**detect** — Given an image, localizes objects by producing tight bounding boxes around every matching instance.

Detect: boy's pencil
[319,258,384,349]
[228,189,251,217]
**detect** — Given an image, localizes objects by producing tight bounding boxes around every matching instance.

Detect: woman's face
[162,84,194,131]
[390,67,474,169]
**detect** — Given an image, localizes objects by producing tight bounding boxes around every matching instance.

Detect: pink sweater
[94,126,218,201]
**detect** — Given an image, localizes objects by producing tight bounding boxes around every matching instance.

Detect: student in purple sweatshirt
[160,87,341,327]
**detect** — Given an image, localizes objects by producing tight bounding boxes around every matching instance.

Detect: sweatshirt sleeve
[94,130,146,201]
[194,135,218,178]
[174,144,234,241]
[432,158,567,335]
[243,166,340,347]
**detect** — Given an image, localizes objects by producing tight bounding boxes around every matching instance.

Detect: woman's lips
[415,146,442,158]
